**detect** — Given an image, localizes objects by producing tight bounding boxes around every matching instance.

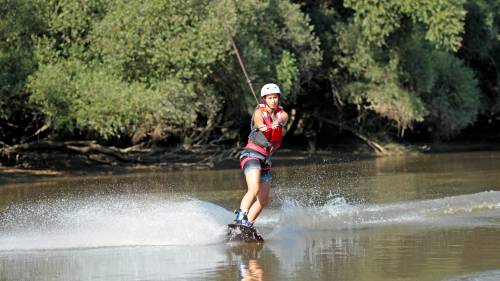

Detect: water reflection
[2,225,499,281]
[0,245,229,281]
[228,243,265,281]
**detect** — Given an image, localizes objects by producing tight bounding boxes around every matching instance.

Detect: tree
[0,0,44,144]
[28,0,236,145]
[460,0,500,120]
[326,0,469,138]
[423,51,480,139]
[26,0,322,147]
[343,0,467,51]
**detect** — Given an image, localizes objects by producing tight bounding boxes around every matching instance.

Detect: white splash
[269,190,500,232]
[0,195,233,251]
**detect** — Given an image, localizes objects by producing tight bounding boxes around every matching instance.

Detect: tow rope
[230,37,259,104]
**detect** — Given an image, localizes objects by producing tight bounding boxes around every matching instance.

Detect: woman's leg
[247,181,271,222]
[239,168,261,212]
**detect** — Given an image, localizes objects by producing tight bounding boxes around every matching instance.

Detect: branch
[311,114,388,155]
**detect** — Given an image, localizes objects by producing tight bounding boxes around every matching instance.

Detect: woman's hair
[260,94,280,104]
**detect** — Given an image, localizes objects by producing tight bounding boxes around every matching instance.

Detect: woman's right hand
[258,125,268,132]
[271,119,281,129]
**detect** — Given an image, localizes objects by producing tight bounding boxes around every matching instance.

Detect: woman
[234,83,289,227]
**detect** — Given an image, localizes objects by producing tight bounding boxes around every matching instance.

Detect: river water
[0,151,499,281]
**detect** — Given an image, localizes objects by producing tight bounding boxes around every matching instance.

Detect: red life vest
[245,104,284,156]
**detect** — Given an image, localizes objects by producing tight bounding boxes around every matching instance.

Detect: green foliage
[29,60,216,140]
[276,50,299,101]
[326,0,482,139]
[196,0,323,140]
[341,54,428,134]
[28,0,231,142]
[28,61,78,133]
[26,0,321,143]
[460,0,500,116]
[0,0,43,128]
[423,51,480,139]
[398,32,436,94]
[333,22,428,135]
[343,0,467,51]
[228,0,322,108]
[0,0,495,149]
[33,0,108,62]
[462,1,498,59]
[92,0,236,83]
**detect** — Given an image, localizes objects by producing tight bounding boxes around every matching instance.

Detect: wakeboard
[227,224,264,242]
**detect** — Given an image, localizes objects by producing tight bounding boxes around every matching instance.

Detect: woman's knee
[257,185,271,205]
[257,196,269,207]
[245,188,259,198]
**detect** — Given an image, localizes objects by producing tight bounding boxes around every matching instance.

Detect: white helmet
[260,83,281,97]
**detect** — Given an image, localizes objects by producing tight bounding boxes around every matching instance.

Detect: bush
[0,0,44,142]
[423,51,480,139]
[29,60,219,141]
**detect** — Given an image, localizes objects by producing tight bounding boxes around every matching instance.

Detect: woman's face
[264,94,279,109]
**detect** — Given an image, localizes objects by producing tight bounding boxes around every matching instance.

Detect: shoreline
[1,142,499,185]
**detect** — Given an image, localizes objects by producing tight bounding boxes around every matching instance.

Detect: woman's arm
[278,111,289,126]
[253,109,267,131]
[271,111,288,129]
